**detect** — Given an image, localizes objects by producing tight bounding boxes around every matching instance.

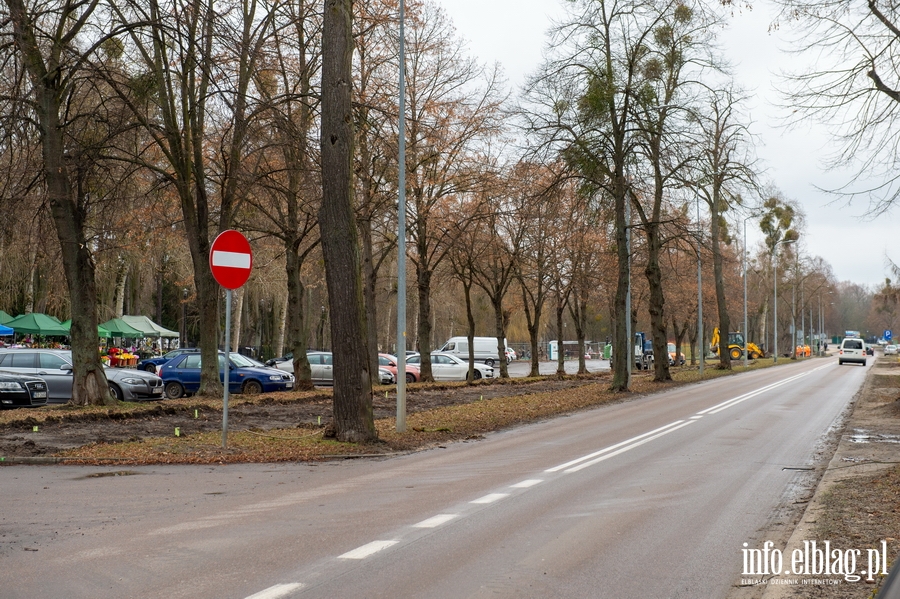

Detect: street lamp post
[773,238,796,363]
[697,196,704,377]
[741,213,757,368]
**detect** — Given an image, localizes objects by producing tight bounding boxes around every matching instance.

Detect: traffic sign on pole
[209,230,252,448]
[209,230,253,290]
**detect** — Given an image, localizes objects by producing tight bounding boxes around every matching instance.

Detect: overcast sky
[435,0,896,289]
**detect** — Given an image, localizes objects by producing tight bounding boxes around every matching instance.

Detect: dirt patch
[0,375,605,458]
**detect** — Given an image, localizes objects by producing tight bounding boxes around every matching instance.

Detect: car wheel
[165,381,184,399]
[405,372,415,384]
[242,380,263,395]
[471,369,482,381]
[109,384,124,401]
[484,359,495,367]
[729,347,742,360]
[143,363,157,374]
[838,360,844,365]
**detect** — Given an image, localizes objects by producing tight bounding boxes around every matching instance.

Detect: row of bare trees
[0,0,864,442]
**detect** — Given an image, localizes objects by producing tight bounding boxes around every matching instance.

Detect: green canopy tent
[97,318,145,338]
[6,313,70,336]
[61,320,114,339]
[120,315,179,338]
[0,310,12,325]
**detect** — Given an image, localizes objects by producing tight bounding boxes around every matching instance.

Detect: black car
[0,371,48,408]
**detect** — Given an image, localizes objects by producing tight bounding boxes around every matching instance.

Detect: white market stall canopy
[121,315,180,338]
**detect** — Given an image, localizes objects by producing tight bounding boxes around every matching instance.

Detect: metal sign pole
[223,288,231,448]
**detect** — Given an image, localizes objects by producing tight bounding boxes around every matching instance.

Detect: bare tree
[777,0,900,213]
[2,0,112,405]
[690,87,758,368]
[320,0,375,442]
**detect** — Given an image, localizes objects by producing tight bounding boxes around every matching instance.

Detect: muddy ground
[0,376,603,458]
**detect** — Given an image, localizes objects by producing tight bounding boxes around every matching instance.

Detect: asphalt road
[0,357,865,599]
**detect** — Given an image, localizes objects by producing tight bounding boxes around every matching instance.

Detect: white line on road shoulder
[338,540,399,559]
[244,583,303,599]
[471,493,509,504]
[510,479,544,488]
[413,514,459,528]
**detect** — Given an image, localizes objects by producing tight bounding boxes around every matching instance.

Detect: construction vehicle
[634,332,654,370]
[710,328,766,360]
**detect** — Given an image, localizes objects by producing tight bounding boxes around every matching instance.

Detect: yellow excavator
[711,328,766,360]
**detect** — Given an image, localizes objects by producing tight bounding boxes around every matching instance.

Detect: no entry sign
[209,230,253,289]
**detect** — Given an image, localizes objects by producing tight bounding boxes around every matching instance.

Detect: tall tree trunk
[286,246,313,390]
[24,244,36,314]
[114,257,128,318]
[520,282,543,378]
[711,201,731,369]
[416,263,434,381]
[7,0,110,406]
[320,0,375,442]
[359,216,380,383]
[464,281,476,382]
[232,287,244,350]
[645,223,671,381]
[492,297,509,379]
[556,291,566,376]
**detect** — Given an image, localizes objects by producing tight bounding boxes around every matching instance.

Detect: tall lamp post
[696,195,704,377]
[396,0,407,432]
[741,213,758,369]
[773,237,796,363]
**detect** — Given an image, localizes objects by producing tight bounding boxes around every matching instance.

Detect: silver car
[0,348,165,403]
[406,352,494,381]
[276,351,394,385]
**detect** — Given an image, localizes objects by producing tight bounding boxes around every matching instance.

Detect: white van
[838,337,867,366]
[438,336,508,366]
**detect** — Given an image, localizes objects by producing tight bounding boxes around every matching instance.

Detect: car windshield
[228,353,258,368]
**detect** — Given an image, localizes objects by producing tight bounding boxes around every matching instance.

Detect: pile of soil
[0,375,606,458]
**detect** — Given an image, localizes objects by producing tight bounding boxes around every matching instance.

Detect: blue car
[137,348,200,374]
[160,351,295,399]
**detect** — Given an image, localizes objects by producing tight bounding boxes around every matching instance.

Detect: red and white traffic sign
[209,230,253,289]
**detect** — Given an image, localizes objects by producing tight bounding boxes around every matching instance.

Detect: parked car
[437,336,508,366]
[885,345,898,355]
[0,371,49,409]
[265,352,293,367]
[0,348,164,402]
[274,351,394,385]
[136,348,199,373]
[379,353,420,383]
[838,337,867,366]
[406,352,494,381]
[505,347,517,361]
[160,351,295,399]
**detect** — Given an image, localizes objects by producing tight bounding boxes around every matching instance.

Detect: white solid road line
[338,540,399,560]
[545,420,688,473]
[510,479,544,488]
[413,514,459,528]
[244,583,304,599]
[563,420,696,473]
[470,493,510,504]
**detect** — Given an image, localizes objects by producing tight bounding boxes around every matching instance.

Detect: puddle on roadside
[847,429,900,444]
